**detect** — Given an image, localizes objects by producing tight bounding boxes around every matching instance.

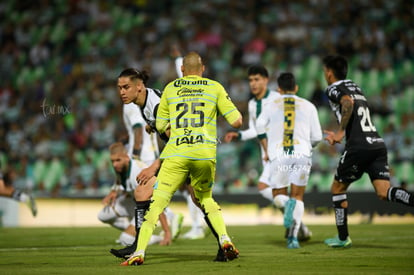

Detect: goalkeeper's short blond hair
[109,142,127,155]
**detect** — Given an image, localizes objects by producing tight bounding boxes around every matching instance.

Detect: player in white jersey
[0,167,37,217]
[122,102,158,164]
[225,65,281,200]
[256,72,322,248]
[98,143,172,250]
[224,65,311,240]
[103,102,164,247]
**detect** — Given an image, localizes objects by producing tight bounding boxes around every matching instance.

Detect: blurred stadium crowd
[0,1,413,197]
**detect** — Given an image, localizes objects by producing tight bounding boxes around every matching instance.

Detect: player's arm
[217,85,243,129]
[310,104,323,147]
[132,124,143,159]
[239,102,258,140]
[256,113,269,161]
[137,159,161,184]
[324,95,354,145]
[0,176,14,197]
[170,44,183,78]
[158,212,172,246]
[102,182,119,206]
[258,136,269,162]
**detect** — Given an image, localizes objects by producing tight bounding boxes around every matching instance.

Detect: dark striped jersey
[325,79,384,150]
[140,87,162,129]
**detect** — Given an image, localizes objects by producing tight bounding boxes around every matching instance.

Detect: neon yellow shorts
[155,158,216,196]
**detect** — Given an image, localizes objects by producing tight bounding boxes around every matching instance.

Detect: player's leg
[381,180,414,206]
[163,206,184,240]
[257,161,274,202]
[98,193,134,231]
[324,179,352,248]
[110,177,155,259]
[123,159,187,265]
[180,180,206,240]
[190,160,239,261]
[285,183,306,249]
[184,183,226,261]
[325,150,359,248]
[368,148,414,206]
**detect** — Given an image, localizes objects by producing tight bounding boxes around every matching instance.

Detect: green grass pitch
[0,224,413,274]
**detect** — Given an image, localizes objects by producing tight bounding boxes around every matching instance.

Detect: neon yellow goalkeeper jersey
[156,75,240,160]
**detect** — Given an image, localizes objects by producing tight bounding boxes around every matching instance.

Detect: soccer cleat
[120,251,145,266]
[283,198,296,228]
[324,236,352,248]
[110,242,136,259]
[221,241,239,261]
[287,237,300,249]
[27,194,38,217]
[180,227,206,240]
[213,248,227,262]
[170,213,184,240]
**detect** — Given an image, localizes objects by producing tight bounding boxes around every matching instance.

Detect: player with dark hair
[256,72,322,248]
[322,55,414,248]
[224,65,312,241]
[122,51,242,266]
[0,168,37,217]
[109,68,184,258]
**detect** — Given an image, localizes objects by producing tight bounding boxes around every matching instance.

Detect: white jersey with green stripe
[123,103,159,164]
[116,159,148,193]
[256,94,322,160]
[156,75,241,160]
[239,90,281,141]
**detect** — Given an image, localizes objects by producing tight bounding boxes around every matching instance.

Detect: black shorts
[335,147,390,184]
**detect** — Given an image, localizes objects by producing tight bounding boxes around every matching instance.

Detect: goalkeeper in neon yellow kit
[122,51,242,266]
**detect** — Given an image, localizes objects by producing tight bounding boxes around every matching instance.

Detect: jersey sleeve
[255,108,268,139]
[326,84,347,104]
[216,83,241,125]
[155,85,171,134]
[124,103,144,128]
[239,101,257,140]
[309,103,323,146]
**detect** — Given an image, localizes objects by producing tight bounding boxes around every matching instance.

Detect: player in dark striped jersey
[322,55,414,248]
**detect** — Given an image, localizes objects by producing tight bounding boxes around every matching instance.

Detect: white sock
[185,192,204,230]
[118,231,135,246]
[292,200,304,238]
[17,192,30,203]
[273,194,289,210]
[259,187,274,202]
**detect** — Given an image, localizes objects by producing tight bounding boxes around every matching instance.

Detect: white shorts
[268,155,311,189]
[97,192,135,222]
[258,161,271,185]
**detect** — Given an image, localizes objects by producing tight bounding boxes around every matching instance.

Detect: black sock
[203,214,221,249]
[387,187,414,206]
[133,200,151,246]
[332,194,348,241]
